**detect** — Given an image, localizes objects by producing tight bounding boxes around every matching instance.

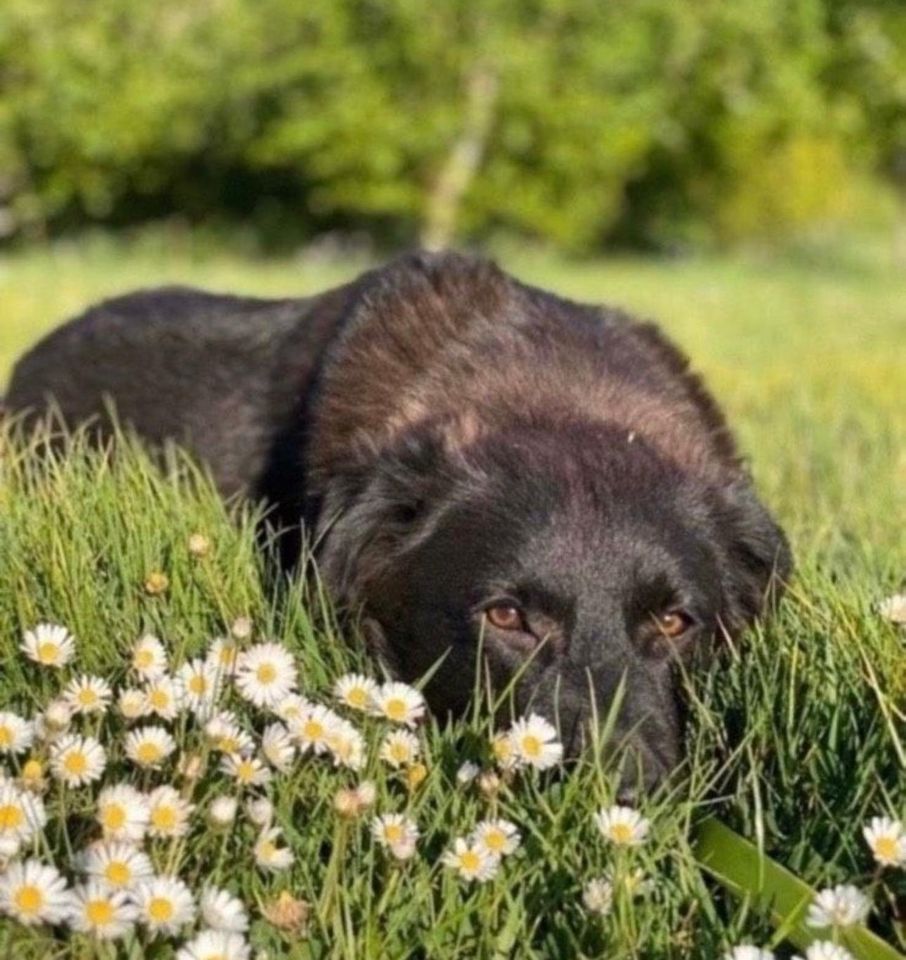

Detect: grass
[0,232,904,958]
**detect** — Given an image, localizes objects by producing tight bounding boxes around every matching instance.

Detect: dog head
[318,416,790,792]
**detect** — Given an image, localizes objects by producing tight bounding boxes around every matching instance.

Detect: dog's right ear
[315,426,451,604]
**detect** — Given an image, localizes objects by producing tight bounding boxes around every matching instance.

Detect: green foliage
[0,0,903,250]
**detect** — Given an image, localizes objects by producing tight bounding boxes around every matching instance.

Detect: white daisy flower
[64,674,113,715]
[253,827,294,871]
[594,805,651,847]
[724,948,775,960]
[144,675,184,721]
[67,882,138,939]
[21,623,75,668]
[261,723,296,772]
[491,731,519,770]
[334,673,379,712]
[177,929,251,960]
[220,753,272,788]
[207,795,239,828]
[124,726,176,769]
[508,714,563,770]
[373,682,426,727]
[325,718,366,770]
[472,818,521,858]
[49,733,106,787]
[878,593,906,625]
[234,642,298,710]
[205,637,241,678]
[456,761,480,785]
[795,944,856,960]
[379,730,421,768]
[200,886,249,932]
[441,837,499,882]
[204,712,254,757]
[134,875,196,936]
[246,796,274,828]
[289,704,341,754]
[147,785,194,838]
[117,688,149,721]
[372,814,420,861]
[0,711,35,755]
[177,658,223,718]
[274,693,312,726]
[582,877,614,915]
[77,841,154,892]
[132,634,169,679]
[96,784,150,842]
[863,815,906,868]
[0,859,69,926]
[806,884,870,929]
[230,616,253,641]
[41,697,74,734]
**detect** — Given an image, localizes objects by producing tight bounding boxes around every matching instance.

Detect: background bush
[0,0,904,252]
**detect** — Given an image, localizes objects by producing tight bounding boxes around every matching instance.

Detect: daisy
[21,623,75,668]
[67,882,138,939]
[274,693,312,726]
[77,841,154,891]
[205,637,240,678]
[372,813,419,860]
[582,877,614,915]
[442,837,499,882]
[379,730,421,768]
[207,795,239,828]
[50,733,106,787]
[508,714,563,770]
[147,785,194,838]
[143,676,184,720]
[178,658,223,718]
[290,704,341,755]
[117,688,149,721]
[878,593,906,625]
[41,697,74,733]
[325,719,366,770]
[64,674,113,715]
[132,634,168,679]
[806,884,870,928]
[456,761,480,785]
[0,859,69,926]
[188,533,211,557]
[200,886,249,932]
[177,929,251,960]
[204,712,254,757]
[261,723,296,772]
[234,642,298,710]
[124,726,176,769]
[491,731,519,770]
[254,827,294,871]
[795,945,856,960]
[20,758,46,793]
[594,805,650,847]
[97,784,150,842]
[134,875,196,936]
[472,818,521,858]
[230,616,253,641]
[334,781,376,818]
[863,815,906,867]
[221,753,272,788]
[334,673,379,712]
[373,682,425,727]
[246,796,274,827]
[477,770,502,797]
[0,711,35,755]
[724,948,775,960]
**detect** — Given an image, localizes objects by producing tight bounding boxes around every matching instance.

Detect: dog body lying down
[7,251,791,787]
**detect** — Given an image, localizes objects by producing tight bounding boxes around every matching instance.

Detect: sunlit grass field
[0,234,904,958]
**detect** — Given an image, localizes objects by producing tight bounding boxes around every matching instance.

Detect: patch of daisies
[0,619,617,952]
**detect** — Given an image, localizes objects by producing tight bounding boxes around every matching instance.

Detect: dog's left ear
[714,476,792,634]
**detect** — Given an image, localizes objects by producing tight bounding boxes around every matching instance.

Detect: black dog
[7,251,791,788]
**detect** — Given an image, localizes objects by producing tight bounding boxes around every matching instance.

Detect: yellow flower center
[259,841,276,859]
[136,742,163,765]
[492,737,512,761]
[38,642,59,663]
[303,720,323,741]
[384,824,404,844]
[152,806,178,831]
[219,646,237,667]
[148,897,174,923]
[135,649,155,669]
[201,954,226,960]
[0,727,13,748]
[14,885,43,915]
[218,736,240,753]
[610,823,633,844]
[101,804,126,830]
[236,760,255,782]
[390,743,409,762]
[105,862,131,886]
[346,687,368,708]
[63,751,88,776]
[86,899,114,926]
[22,759,43,782]
[385,698,407,721]
[256,663,277,685]
[188,675,207,695]
[485,831,505,852]
[148,690,168,710]
[520,735,541,758]
[460,850,480,872]
[0,804,24,830]
[875,836,898,860]
[77,689,99,708]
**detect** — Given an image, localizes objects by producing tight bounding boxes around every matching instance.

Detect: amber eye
[485,604,526,632]
[654,610,693,639]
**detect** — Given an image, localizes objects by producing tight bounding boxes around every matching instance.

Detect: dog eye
[484,603,527,632]
[653,609,694,639]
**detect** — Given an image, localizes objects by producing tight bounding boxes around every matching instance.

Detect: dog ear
[315,427,449,604]
[714,476,792,634]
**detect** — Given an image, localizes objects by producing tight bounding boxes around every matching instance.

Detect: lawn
[0,233,904,959]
